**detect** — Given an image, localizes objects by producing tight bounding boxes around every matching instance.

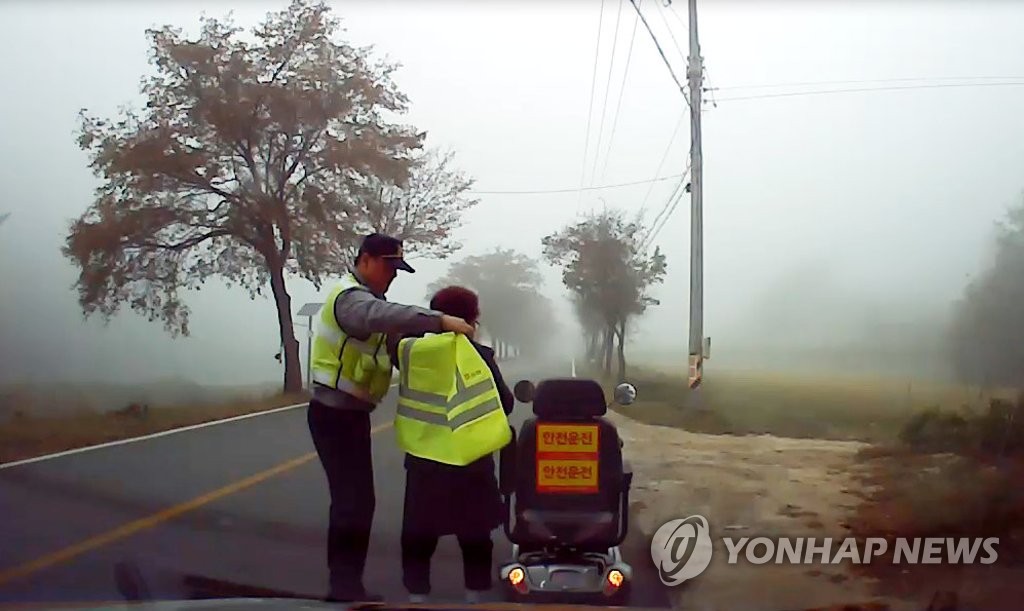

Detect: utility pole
[686,0,706,397]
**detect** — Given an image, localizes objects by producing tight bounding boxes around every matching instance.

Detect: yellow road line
[0,421,393,587]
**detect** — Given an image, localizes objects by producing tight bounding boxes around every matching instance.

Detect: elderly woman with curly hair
[386,285,515,604]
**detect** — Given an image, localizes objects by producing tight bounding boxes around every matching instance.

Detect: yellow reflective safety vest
[310,273,393,404]
[395,332,512,466]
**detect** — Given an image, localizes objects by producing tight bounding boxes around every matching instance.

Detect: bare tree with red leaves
[63,1,476,392]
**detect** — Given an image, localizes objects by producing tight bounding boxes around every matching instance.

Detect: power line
[637,108,687,215]
[644,175,684,242]
[469,172,689,196]
[654,0,687,66]
[642,157,690,247]
[704,65,718,109]
[577,0,607,214]
[713,80,1024,102]
[625,0,688,225]
[643,168,689,251]
[667,0,688,32]
[646,188,684,250]
[589,0,625,189]
[710,75,1024,91]
[628,0,687,99]
[599,0,641,180]
[637,84,1024,241]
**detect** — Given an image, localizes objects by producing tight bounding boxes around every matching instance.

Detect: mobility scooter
[498,377,637,604]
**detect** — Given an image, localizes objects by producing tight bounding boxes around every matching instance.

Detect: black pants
[400,461,498,595]
[307,400,375,599]
[402,529,494,595]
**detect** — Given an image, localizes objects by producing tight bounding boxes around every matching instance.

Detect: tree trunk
[269,262,302,393]
[603,325,614,378]
[586,329,599,364]
[616,318,627,382]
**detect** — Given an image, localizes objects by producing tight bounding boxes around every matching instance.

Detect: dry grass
[847,396,1024,560]
[849,451,1024,541]
[0,391,310,464]
[598,365,1015,443]
[844,450,1024,608]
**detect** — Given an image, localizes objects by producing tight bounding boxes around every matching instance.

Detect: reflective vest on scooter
[310,273,393,404]
[395,332,512,466]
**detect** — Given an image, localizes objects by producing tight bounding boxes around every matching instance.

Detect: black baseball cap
[357,233,415,273]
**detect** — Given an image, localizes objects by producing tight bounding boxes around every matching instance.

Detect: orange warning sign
[535,423,600,493]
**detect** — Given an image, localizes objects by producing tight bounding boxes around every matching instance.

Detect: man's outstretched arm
[334,289,444,339]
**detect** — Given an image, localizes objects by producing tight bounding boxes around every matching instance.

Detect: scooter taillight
[508,567,528,594]
[603,568,626,596]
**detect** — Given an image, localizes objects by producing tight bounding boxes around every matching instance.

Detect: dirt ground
[608,411,928,611]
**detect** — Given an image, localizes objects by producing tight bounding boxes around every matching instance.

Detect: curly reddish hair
[429,285,480,324]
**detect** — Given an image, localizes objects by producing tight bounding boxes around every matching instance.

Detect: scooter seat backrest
[516,415,618,513]
[512,414,624,548]
[502,377,627,548]
[532,378,607,420]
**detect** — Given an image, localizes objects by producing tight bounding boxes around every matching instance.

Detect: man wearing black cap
[307,233,474,602]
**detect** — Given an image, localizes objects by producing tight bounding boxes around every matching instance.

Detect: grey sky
[2,1,1023,387]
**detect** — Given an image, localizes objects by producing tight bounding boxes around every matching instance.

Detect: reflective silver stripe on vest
[398,340,446,405]
[452,370,494,406]
[397,338,495,410]
[314,278,363,346]
[314,314,344,345]
[449,397,503,429]
[396,403,449,426]
[396,336,503,429]
[316,278,386,355]
[312,370,375,403]
[312,369,336,387]
[399,385,447,406]
[396,397,503,431]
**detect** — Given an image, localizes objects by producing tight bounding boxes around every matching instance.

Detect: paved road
[0,362,671,608]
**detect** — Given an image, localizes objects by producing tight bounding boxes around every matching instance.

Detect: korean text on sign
[535,423,600,493]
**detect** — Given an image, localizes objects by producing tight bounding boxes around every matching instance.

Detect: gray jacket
[313,270,444,411]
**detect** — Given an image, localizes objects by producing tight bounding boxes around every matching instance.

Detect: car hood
[57,601,653,611]
[45,599,898,611]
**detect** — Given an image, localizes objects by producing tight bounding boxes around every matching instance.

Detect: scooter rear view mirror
[613,383,637,406]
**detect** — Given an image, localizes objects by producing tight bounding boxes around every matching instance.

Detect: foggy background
[2,0,1022,392]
